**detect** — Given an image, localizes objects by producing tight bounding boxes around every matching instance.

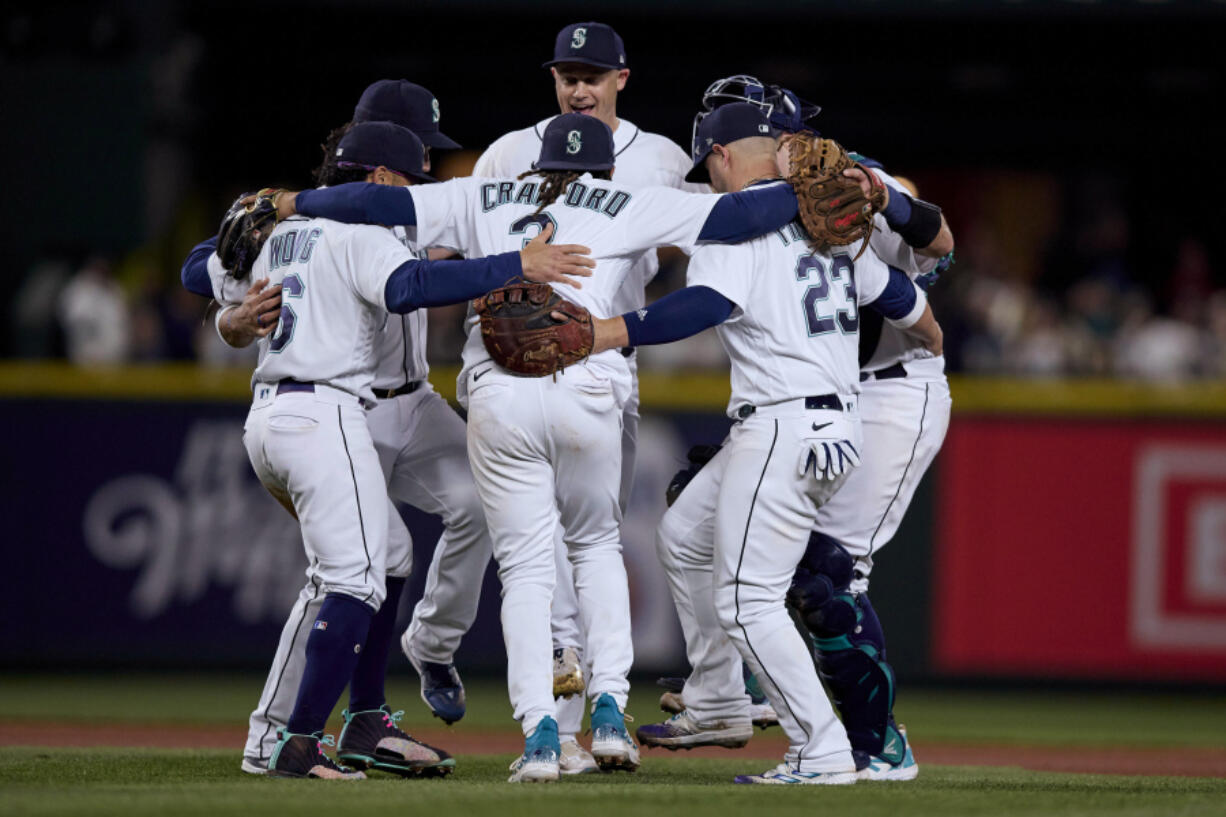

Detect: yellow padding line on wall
[0,362,1224,417]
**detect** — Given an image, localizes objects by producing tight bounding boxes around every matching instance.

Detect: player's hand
[842,167,888,207]
[774,133,795,177]
[519,223,595,288]
[240,189,298,222]
[222,278,283,347]
[799,438,861,480]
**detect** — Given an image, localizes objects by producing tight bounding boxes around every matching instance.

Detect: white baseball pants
[466,364,632,736]
[370,387,493,665]
[551,358,640,736]
[240,385,388,760]
[814,369,950,593]
[659,400,860,772]
[244,384,488,761]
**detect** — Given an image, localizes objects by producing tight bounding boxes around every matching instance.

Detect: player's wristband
[881,188,943,249]
[215,305,238,346]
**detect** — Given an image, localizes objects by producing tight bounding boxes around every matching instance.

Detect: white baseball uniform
[655,195,928,771]
[475,116,702,734]
[216,222,495,764]
[812,167,952,594]
[230,215,421,602]
[403,171,721,734]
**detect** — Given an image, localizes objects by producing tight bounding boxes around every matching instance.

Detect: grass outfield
[2,675,1225,816]
[2,674,1224,747]
[3,749,1226,817]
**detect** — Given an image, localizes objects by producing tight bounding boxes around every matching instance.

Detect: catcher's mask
[696,74,821,142]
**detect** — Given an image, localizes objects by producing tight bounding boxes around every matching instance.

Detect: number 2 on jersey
[796,254,858,337]
[269,274,304,353]
[509,213,558,247]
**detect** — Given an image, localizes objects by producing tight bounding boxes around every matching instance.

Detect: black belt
[859,362,907,382]
[372,380,424,400]
[736,393,843,419]
[276,379,315,395]
[620,347,635,358]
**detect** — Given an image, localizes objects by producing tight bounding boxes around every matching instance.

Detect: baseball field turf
[2,674,1224,816]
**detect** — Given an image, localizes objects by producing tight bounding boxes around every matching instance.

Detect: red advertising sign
[933,419,1226,681]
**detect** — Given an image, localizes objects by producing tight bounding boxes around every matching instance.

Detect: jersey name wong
[479,179,632,219]
[267,227,323,272]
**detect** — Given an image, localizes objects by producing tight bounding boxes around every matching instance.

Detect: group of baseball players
[180,20,954,786]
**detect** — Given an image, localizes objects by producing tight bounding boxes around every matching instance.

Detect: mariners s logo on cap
[432,99,440,123]
[571,27,587,48]
[567,130,583,155]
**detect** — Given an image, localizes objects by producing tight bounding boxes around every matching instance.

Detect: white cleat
[749,701,779,730]
[734,763,857,785]
[559,737,600,775]
[240,756,269,775]
[635,710,753,750]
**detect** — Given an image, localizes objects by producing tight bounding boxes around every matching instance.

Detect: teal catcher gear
[787,532,906,764]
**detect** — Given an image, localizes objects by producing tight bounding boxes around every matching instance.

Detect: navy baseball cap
[336,121,436,184]
[542,22,627,71]
[534,114,615,172]
[353,80,462,150]
[685,102,775,184]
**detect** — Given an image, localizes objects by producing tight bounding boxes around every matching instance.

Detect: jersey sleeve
[683,242,754,321]
[854,250,893,306]
[210,253,249,305]
[343,225,419,310]
[473,127,542,179]
[407,178,480,254]
[660,138,711,194]
[615,186,722,255]
[472,135,509,177]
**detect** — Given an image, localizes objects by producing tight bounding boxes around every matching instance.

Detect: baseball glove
[665,443,722,506]
[785,135,886,258]
[472,281,594,377]
[216,188,280,278]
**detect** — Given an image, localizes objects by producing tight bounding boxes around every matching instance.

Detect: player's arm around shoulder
[205,242,282,348]
[216,276,283,348]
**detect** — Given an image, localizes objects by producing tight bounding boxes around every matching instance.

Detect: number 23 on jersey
[797,254,858,337]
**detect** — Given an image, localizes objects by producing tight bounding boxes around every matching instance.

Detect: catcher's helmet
[216,193,278,279]
[696,74,821,139]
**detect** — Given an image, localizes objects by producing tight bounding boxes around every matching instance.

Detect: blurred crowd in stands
[10,215,1225,382]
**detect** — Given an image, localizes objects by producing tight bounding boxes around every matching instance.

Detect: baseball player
[582,103,942,783]
[208,121,592,779]
[722,75,953,780]
[273,112,812,781]
[650,76,955,781]
[472,22,705,770]
[184,81,504,772]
